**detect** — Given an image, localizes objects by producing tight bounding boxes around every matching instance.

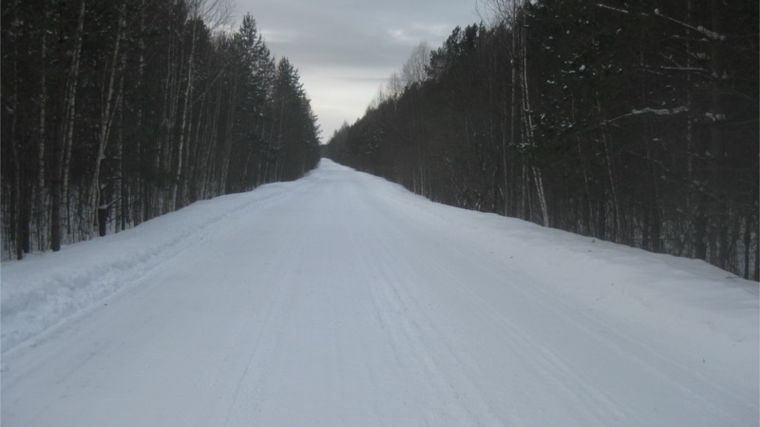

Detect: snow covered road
[2,159,758,426]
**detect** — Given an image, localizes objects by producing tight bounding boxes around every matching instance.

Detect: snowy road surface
[2,160,758,426]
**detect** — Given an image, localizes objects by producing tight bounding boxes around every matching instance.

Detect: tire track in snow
[353,170,753,427]
[354,184,506,426]
[3,160,756,427]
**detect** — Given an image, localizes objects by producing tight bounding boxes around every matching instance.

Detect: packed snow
[2,159,758,426]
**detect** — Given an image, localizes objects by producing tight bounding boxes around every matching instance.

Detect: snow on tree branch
[597,4,727,42]
[653,9,726,42]
[603,106,689,124]
[632,106,689,116]
[596,3,650,17]
[659,66,710,73]
[596,3,630,15]
[704,112,726,122]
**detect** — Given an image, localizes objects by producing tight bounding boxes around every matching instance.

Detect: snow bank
[1,182,296,353]
[1,159,757,427]
[348,164,759,367]
[3,159,757,366]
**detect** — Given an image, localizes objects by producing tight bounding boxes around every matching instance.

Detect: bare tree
[401,42,430,87]
[89,2,127,238]
[51,0,86,251]
[172,0,233,210]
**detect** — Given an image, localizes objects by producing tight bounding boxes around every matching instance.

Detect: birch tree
[2,0,322,258]
[325,0,757,279]
[51,0,86,251]
[88,2,126,238]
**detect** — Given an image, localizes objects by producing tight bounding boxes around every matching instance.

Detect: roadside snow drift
[2,159,758,427]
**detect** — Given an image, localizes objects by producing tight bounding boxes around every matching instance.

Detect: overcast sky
[232,0,482,142]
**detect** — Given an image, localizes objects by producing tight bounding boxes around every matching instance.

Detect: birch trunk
[33,7,49,251]
[219,74,237,193]
[517,11,549,227]
[591,84,622,244]
[115,68,126,233]
[88,2,126,238]
[9,10,22,258]
[38,8,48,190]
[172,16,199,211]
[133,0,147,226]
[204,86,223,197]
[708,0,727,268]
[52,0,85,251]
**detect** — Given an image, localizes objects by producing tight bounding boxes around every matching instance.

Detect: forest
[2,0,322,259]
[325,0,759,280]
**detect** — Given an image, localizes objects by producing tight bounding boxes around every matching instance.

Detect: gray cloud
[232,0,480,141]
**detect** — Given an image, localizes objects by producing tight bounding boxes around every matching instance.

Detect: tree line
[2,0,321,259]
[325,0,758,280]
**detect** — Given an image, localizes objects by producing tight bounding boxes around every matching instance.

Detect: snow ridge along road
[2,159,758,426]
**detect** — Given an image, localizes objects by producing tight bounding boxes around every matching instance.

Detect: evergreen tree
[325,0,758,280]
[1,1,321,258]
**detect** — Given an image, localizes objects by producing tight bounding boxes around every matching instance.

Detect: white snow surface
[2,159,758,426]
